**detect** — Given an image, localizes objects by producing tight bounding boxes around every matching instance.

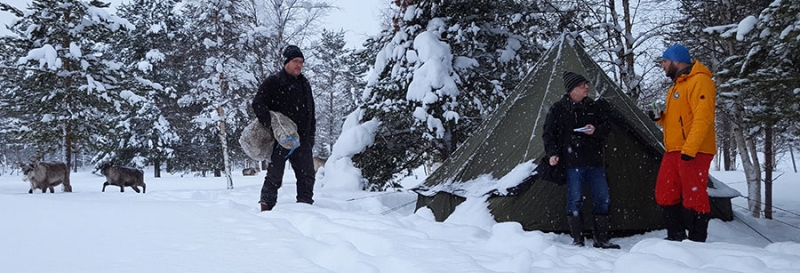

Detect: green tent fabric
[412,36,738,234]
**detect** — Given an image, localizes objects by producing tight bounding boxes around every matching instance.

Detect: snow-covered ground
[1,163,799,273]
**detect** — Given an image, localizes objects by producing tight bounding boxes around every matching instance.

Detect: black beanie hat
[283,45,304,65]
[563,71,588,93]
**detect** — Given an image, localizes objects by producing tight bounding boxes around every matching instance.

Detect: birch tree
[576,0,676,105]
[180,0,252,189]
[240,0,333,82]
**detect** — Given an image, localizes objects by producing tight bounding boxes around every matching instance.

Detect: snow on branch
[18,44,61,70]
[86,6,135,32]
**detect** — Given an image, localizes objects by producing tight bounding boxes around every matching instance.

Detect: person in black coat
[252,45,316,211]
[542,71,619,249]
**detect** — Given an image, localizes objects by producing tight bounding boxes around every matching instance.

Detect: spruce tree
[353,0,566,188]
[180,0,252,188]
[710,0,800,219]
[101,0,185,176]
[676,0,773,175]
[0,0,145,170]
[0,32,23,150]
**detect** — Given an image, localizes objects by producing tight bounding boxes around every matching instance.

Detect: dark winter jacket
[252,69,316,147]
[542,95,611,168]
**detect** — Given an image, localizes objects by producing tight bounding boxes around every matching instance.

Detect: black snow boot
[567,215,585,246]
[592,215,620,249]
[662,204,687,241]
[686,210,710,242]
[259,202,273,212]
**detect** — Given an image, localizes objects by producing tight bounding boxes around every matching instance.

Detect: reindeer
[242,167,259,176]
[19,161,72,194]
[99,162,146,193]
[313,157,327,173]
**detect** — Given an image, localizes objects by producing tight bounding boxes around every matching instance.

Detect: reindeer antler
[32,147,44,163]
[13,144,24,167]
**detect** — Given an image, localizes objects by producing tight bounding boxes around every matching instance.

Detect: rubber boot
[567,215,585,246]
[592,215,620,249]
[662,204,687,241]
[687,210,710,242]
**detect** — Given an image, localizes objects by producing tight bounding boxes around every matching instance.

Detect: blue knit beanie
[662,44,691,64]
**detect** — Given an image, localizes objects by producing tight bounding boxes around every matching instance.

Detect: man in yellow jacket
[650,44,717,242]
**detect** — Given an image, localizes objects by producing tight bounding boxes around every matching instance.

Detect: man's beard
[665,62,679,80]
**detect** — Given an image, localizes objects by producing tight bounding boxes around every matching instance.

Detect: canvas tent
[412,36,739,234]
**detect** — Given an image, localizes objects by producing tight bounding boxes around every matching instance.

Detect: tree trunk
[791,144,797,173]
[764,126,773,219]
[65,120,73,172]
[216,70,234,189]
[327,74,336,154]
[732,109,761,218]
[218,105,234,189]
[72,145,78,172]
[720,113,736,170]
[154,159,161,178]
[621,0,641,103]
[606,0,638,102]
[747,133,762,218]
[63,14,74,173]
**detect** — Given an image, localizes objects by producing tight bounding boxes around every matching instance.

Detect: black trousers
[259,144,315,207]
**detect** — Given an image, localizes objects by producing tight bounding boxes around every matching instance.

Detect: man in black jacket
[252,45,316,211]
[542,71,619,249]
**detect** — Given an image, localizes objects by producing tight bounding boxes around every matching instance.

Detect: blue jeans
[566,166,611,216]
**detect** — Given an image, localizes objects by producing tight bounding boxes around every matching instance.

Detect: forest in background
[0,0,798,218]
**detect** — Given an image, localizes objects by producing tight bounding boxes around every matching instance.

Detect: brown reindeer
[242,167,259,176]
[313,157,327,173]
[20,161,72,194]
[99,162,146,193]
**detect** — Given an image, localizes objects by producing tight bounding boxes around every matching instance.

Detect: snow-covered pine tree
[101,0,185,176]
[674,0,770,218]
[669,0,774,178]
[179,0,253,189]
[308,29,366,157]
[0,27,24,148]
[0,0,147,170]
[432,0,562,156]
[353,0,565,189]
[708,0,800,219]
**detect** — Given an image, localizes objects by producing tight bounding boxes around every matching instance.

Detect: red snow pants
[655,151,714,213]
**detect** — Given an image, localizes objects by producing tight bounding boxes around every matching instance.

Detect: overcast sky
[324,0,385,48]
[0,0,384,47]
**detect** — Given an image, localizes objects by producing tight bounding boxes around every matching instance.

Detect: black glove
[681,154,694,161]
[647,110,661,121]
